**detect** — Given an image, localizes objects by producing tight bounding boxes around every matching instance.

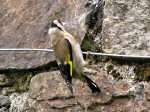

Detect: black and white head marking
[51,19,64,31]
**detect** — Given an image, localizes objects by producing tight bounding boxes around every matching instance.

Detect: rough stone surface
[101,61,136,82]
[0,95,10,112]
[102,0,150,55]
[27,70,113,111]
[0,74,13,87]
[1,0,150,112]
[29,71,72,100]
[0,72,33,96]
[0,0,104,69]
[9,93,29,112]
[5,65,150,112]
[0,0,56,69]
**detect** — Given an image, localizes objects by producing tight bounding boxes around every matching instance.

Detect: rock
[27,98,83,112]
[102,0,150,55]
[0,0,56,69]
[81,0,105,52]
[9,93,29,112]
[102,61,136,82]
[1,0,150,111]
[128,83,144,95]
[0,95,10,112]
[0,73,33,95]
[0,95,10,107]
[0,0,104,69]
[144,82,150,101]
[0,107,9,112]
[4,65,150,112]
[135,66,150,81]
[113,81,131,98]
[28,69,113,111]
[0,74,14,87]
[29,71,72,100]
[0,87,16,96]
[73,71,113,108]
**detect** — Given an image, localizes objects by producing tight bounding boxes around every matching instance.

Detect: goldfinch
[48,20,100,93]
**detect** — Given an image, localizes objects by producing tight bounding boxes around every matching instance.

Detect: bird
[48,19,101,94]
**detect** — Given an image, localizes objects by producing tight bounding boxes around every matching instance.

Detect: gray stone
[29,71,72,100]
[0,95,10,112]
[9,93,29,112]
[0,74,14,87]
[0,107,9,112]
[0,0,56,69]
[0,0,104,69]
[5,65,150,112]
[102,0,150,55]
[1,0,150,112]
[0,95,10,107]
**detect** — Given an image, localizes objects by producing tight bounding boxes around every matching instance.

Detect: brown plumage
[48,20,101,93]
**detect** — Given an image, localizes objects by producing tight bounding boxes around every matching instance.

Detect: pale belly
[54,38,69,64]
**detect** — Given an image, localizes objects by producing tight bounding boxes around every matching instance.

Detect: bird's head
[50,19,65,31]
[48,19,66,47]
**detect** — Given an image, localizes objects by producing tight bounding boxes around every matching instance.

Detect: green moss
[135,65,150,81]
[81,33,96,51]
[5,73,33,94]
[81,32,103,62]
[0,61,58,95]
[106,64,114,73]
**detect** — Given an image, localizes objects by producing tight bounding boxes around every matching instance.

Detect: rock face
[29,71,72,100]
[0,0,55,69]
[0,95,10,112]
[9,93,29,112]
[7,66,150,112]
[1,0,150,112]
[0,0,104,69]
[103,0,150,55]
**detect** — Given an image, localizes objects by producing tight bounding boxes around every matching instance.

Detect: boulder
[102,0,150,55]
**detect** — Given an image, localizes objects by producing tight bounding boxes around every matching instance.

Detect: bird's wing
[58,38,74,93]
[66,38,73,77]
[58,64,73,93]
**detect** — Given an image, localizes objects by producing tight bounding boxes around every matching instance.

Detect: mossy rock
[135,65,150,81]
[81,32,103,62]
[1,72,34,95]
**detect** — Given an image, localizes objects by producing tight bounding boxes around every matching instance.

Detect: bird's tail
[82,74,101,93]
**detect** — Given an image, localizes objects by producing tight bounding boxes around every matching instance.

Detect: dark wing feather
[58,39,73,93]
[58,64,73,93]
[83,74,101,93]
